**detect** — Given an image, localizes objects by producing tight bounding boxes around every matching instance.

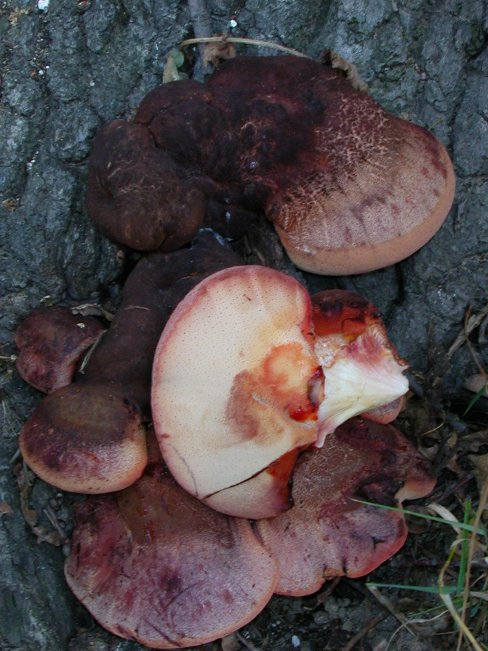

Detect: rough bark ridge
[0,1,486,649]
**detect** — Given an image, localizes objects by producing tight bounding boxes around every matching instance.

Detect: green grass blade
[367,582,462,595]
[457,499,472,591]
[463,382,488,415]
[351,499,487,536]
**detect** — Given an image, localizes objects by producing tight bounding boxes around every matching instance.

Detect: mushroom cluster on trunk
[87,55,454,275]
[17,261,436,648]
[14,53,452,649]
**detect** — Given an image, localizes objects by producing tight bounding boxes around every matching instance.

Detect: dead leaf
[70,303,114,320]
[322,50,368,92]
[203,40,236,68]
[163,48,187,83]
[447,303,488,358]
[1,198,19,211]
[15,463,38,527]
[9,8,30,26]
[0,502,12,516]
[465,373,488,396]
[14,463,64,546]
[221,633,241,651]
[469,453,488,496]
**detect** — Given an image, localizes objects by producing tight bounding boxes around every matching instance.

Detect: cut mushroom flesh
[152,268,409,518]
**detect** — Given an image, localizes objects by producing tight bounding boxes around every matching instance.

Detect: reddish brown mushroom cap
[207,57,455,274]
[87,56,454,274]
[255,418,435,596]
[19,383,148,493]
[65,464,279,648]
[15,306,104,393]
[270,113,455,275]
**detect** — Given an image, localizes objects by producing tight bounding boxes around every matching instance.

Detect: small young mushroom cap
[19,232,241,494]
[152,270,409,519]
[19,383,148,493]
[87,56,454,274]
[64,463,279,648]
[311,290,408,444]
[255,417,435,596]
[14,306,104,393]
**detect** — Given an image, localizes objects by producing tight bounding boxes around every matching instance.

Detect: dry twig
[180,36,309,59]
[343,612,388,651]
[367,584,419,638]
[447,304,488,361]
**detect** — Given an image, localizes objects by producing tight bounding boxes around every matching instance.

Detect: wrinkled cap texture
[87,56,455,274]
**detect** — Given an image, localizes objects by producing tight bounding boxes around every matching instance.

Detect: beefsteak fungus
[88,56,455,274]
[256,417,435,595]
[65,462,279,649]
[64,420,434,648]
[19,233,241,494]
[15,306,105,394]
[151,267,409,518]
[15,52,444,651]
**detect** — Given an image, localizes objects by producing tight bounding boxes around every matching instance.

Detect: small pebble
[313,610,328,625]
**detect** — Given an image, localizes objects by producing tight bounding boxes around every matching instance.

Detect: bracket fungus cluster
[17,260,436,648]
[13,54,452,648]
[87,55,455,274]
